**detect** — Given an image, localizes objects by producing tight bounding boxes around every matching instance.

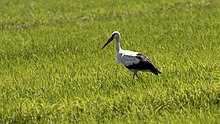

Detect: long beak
[102,36,113,49]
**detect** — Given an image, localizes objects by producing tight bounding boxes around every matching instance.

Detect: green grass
[0,0,220,123]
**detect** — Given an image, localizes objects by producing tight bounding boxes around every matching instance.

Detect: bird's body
[102,31,161,79]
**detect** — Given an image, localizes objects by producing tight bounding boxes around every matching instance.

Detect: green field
[0,0,220,123]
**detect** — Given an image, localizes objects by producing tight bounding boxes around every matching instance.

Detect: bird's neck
[116,38,121,52]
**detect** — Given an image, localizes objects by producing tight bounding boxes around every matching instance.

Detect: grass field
[0,0,220,123]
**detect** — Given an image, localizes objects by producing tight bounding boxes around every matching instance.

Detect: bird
[102,31,161,79]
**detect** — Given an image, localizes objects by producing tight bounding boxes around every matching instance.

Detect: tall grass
[0,0,219,123]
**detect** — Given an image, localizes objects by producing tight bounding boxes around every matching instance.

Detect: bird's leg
[132,72,138,84]
[132,74,135,84]
[133,73,135,79]
[135,73,139,79]
[132,72,139,79]
[132,72,135,79]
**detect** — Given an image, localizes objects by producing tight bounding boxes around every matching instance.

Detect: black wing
[125,53,161,75]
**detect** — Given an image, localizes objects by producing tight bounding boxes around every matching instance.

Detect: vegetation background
[0,0,219,123]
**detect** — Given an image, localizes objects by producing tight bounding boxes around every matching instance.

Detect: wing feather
[125,53,161,75]
[121,53,140,66]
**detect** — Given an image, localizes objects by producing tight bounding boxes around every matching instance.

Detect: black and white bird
[102,31,161,79]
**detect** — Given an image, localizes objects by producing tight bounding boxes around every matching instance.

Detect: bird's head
[102,31,120,49]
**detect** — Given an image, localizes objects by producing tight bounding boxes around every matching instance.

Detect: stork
[102,31,161,79]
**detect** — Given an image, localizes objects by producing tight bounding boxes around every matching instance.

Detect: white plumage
[102,31,161,79]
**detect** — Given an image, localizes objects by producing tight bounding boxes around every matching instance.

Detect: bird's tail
[151,68,161,75]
